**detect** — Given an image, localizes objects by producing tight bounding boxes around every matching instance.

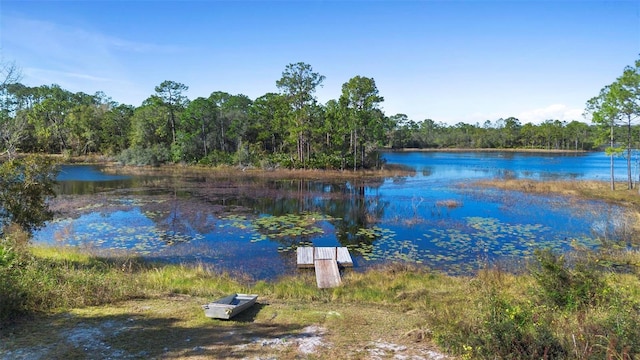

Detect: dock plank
[314,259,342,288]
[296,247,314,268]
[336,247,353,267]
[314,247,336,260]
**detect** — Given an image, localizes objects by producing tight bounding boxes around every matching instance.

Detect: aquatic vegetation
[220,212,338,246]
[355,226,395,240]
[417,217,603,272]
[435,199,463,209]
[76,203,104,211]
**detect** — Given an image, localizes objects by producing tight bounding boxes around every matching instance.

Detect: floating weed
[142,210,169,219]
[49,219,205,254]
[277,240,314,253]
[356,226,396,240]
[224,212,334,243]
[417,216,601,271]
[351,226,433,264]
[76,203,103,211]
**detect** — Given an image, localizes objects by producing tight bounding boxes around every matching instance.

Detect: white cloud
[428,104,587,126]
[2,15,186,105]
[517,104,584,124]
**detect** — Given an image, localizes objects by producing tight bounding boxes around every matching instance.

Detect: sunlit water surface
[34,152,634,280]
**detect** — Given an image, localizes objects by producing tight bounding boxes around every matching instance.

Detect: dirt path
[1,296,451,359]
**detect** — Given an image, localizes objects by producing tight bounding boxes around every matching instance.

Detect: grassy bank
[2,225,640,359]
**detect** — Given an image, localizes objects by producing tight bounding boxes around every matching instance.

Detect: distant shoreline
[385,148,590,153]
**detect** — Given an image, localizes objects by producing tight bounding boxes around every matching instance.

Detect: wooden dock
[296,247,353,268]
[296,247,353,288]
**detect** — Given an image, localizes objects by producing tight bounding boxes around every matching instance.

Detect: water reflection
[34,152,635,280]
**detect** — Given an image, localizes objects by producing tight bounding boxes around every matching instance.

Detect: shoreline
[385,147,590,153]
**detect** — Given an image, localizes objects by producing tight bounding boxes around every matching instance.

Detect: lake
[34,151,634,280]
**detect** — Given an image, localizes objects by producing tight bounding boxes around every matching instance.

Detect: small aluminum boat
[202,293,258,319]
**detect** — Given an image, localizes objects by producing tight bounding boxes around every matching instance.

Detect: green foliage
[199,149,234,166]
[154,80,189,145]
[434,287,566,359]
[116,145,171,166]
[0,225,31,322]
[276,62,325,166]
[339,76,386,170]
[532,249,605,310]
[0,245,14,267]
[600,295,640,355]
[585,57,640,189]
[425,248,640,359]
[0,155,58,234]
[0,265,23,322]
[307,152,345,170]
[605,146,624,157]
[477,290,565,359]
[99,103,133,155]
[263,152,295,169]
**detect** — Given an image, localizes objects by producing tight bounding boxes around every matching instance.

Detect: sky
[1,0,639,126]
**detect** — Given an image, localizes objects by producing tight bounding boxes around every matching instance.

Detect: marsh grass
[435,199,463,209]
[473,179,640,209]
[101,161,416,181]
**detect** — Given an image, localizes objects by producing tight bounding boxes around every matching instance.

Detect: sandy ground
[1,319,450,359]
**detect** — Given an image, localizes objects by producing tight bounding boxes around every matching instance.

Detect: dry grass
[100,161,416,180]
[435,199,463,209]
[471,179,640,207]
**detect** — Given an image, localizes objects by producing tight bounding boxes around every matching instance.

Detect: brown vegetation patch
[470,179,640,208]
[100,162,416,180]
[435,199,463,209]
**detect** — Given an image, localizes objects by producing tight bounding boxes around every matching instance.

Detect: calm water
[34,152,633,280]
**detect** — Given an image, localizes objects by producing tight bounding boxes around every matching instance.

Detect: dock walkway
[296,247,353,268]
[296,247,353,288]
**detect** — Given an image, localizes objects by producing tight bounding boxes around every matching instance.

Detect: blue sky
[1,1,639,125]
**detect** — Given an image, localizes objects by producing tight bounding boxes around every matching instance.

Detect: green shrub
[307,153,345,170]
[0,265,26,324]
[0,156,58,233]
[478,290,565,359]
[201,150,234,166]
[0,244,14,267]
[0,226,30,323]
[265,153,295,169]
[432,286,565,359]
[597,293,640,356]
[117,145,171,166]
[531,249,605,310]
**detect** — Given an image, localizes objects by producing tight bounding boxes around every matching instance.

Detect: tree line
[0,60,633,170]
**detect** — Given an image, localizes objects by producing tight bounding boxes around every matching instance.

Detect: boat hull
[202,293,258,319]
